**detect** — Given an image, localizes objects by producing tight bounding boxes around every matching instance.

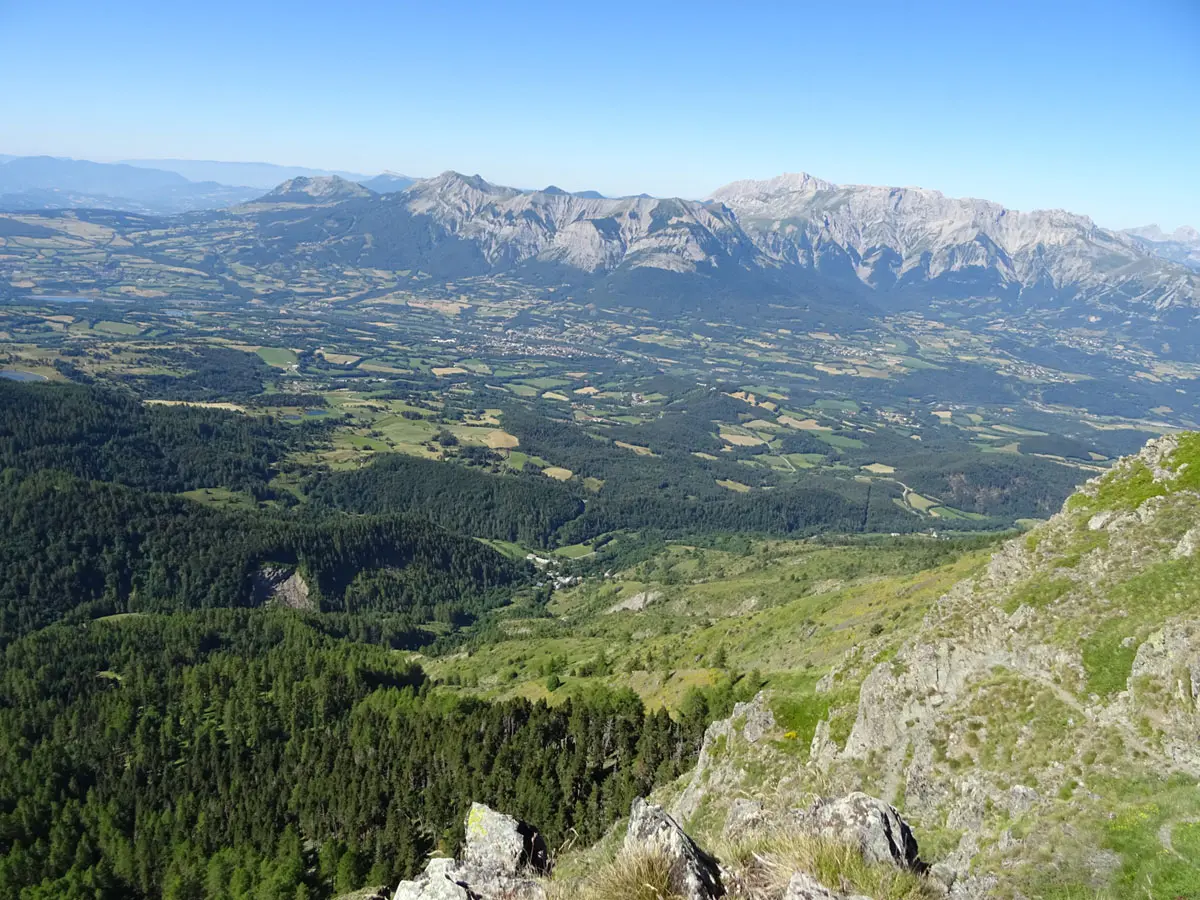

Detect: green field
[256,346,299,367]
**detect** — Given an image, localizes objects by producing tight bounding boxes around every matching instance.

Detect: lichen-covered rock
[625,798,725,899]
[782,871,871,900]
[794,793,923,871]
[462,802,549,877]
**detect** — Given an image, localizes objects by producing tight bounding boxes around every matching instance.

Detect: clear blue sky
[1,0,1197,228]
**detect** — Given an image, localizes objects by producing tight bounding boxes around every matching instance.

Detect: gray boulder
[624,798,725,899]
[392,804,549,900]
[392,858,474,900]
[794,793,923,871]
[782,872,872,900]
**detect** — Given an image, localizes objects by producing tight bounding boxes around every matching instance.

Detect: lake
[0,370,48,382]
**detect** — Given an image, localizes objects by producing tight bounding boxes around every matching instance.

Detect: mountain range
[4,155,1198,354]
[217,171,1200,341]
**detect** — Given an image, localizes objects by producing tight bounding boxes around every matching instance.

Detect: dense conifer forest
[0,611,742,899]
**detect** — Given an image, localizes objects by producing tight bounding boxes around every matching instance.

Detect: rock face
[711,172,1200,312]
[253,565,313,610]
[402,172,764,276]
[606,589,662,613]
[673,692,777,823]
[392,858,474,900]
[624,798,725,900]
[391,804,548,900]
[794,793,923,871]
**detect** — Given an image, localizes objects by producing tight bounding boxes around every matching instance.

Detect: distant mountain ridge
[119,158,375,189]
[709,172,1199,311]
[0,156,417,215]
[1123,223,1200,272]
[360,172,417,193]
[0,156,261,214]
[251,175,374,205]
[395,171,762,276]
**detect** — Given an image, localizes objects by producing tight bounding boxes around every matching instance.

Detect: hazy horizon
[2,0,1198,230]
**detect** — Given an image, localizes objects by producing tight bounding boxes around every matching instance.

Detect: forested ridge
[0,380,318,497]
[306,453,585,546]
[0,612,732,899]
[0,470,524,643]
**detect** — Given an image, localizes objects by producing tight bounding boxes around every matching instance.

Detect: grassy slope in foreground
[611,433,1200,899]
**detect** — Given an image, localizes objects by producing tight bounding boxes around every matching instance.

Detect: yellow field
[431,366,467,377]
[573,386,600,395]
[720,432,765,447]
[319,351,361,365]
[484,429,519,449]
[906,492,938,511]
[861,463,895,474]
[146,400,245,412]
[814,363,853,375]
[543,466,573,481]
[408,298,469,316]
[614,440,657,456]
[717,479,751,492]
[779,416,830,431]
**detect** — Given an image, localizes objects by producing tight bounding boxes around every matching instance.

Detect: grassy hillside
[556,434,1199,899]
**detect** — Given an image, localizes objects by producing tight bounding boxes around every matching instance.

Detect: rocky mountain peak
[709,171,837,209]
[258,174,372,203]
[402,171,521,219]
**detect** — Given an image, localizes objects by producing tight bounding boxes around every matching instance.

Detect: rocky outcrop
[793,793,924,871]
[391,804,548,900]
[673,692,777,824]
[392,858,474,900]
[253,565,314,610]
[624,798,725,900]
[606,589,661,613]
